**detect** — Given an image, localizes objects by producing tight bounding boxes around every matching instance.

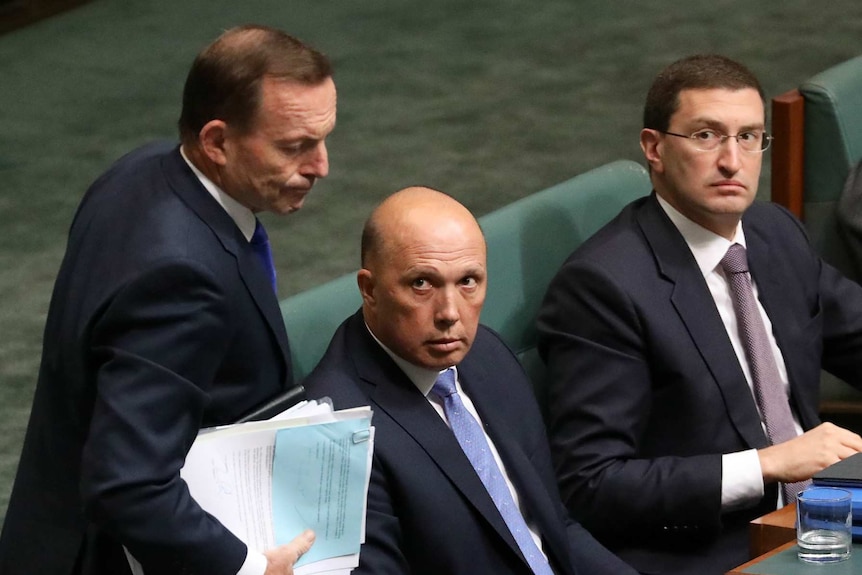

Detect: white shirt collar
[655,194,747,277]
[180,145,257,241]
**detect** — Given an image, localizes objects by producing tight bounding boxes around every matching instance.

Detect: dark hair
[643,54,764,131]
[178,24,332,142]
[360,216,378,269]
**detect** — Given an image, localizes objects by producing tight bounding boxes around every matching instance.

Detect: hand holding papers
[180,400,374,575]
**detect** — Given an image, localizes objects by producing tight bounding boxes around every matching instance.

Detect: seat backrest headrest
[479,159,651,352]
[799,53,862,278]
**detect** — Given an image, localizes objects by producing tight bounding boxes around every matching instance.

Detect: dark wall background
[1,0,861,523]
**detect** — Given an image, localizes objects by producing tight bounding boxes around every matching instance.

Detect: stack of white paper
[180,400,375,575]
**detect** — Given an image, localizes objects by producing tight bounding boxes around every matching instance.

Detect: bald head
[358,187,487,369]
[362,187,485,269]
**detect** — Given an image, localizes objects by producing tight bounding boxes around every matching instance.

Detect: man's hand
[263,529,315,575]
[758,422,862,483]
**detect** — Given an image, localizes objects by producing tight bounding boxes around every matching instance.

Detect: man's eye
[412,278,429,289]
[737,131,759,143]
[693,130,719,141]
[461,277,477,288]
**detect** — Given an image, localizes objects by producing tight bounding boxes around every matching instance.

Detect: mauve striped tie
[721,243,810,503]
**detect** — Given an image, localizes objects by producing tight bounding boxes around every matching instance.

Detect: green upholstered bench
[280,272,361,382]
[280,159,652,403]
[771,53,862,415]
[479,159,650,410]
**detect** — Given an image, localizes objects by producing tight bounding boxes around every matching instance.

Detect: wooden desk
[729,503,859,574]
[748,504,795,558]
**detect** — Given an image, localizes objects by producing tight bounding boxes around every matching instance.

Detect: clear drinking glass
[796,487,852,563]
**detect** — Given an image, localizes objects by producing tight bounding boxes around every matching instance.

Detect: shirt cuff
[721,449,765,511]
[236,548,267,575]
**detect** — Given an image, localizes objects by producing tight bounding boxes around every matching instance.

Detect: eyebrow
[688,117,766,132]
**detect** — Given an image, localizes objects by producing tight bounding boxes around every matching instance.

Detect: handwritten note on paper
[181,433,278,550]
[272,417,372,567]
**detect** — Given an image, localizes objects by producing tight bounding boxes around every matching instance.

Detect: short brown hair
[178,24,332,143]
[643,54,764,131]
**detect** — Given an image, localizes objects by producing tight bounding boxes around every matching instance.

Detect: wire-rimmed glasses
[660,129,773,153]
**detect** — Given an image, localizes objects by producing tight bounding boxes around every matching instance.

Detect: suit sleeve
[537,258,723,543]
[352,452,412,574]
[564,521,638,575]
[80,259,247,575]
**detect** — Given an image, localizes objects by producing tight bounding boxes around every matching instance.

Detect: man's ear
[640,128,664,174]
[198,120,229,166]
[357,269,375,307]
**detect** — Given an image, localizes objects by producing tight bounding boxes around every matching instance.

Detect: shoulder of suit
[470,325,519,362]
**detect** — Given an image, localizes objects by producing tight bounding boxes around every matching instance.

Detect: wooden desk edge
[749,504,796,558]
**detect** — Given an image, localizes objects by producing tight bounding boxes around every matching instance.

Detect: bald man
[302,188,635,575]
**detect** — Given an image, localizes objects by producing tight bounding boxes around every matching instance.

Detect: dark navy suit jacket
[538,193,862,575]
[303,310,637,575]
[0,142,293,575]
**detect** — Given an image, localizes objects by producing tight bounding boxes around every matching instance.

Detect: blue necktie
[432,368,554,575]
[250,218,277,293]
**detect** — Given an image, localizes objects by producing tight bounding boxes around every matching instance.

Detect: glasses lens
[760,134,773,152]
[690,130,721,152]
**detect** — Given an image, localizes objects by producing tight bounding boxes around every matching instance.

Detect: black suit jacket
[0,142,293,575]
[303,311,636,575]
[537,193,862,575]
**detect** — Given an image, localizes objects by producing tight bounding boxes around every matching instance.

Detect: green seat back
[479,160,651,406]
[799,54,862,406]
[280,272,360,382]
[800,53,862,279]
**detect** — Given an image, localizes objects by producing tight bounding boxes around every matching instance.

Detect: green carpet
[1,0,861,524]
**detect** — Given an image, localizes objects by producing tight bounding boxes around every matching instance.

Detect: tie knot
[721,243,749,275]
[251,218,269,246]
[432,368,457,398]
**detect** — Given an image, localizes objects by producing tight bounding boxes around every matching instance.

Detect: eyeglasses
[659,129,773,153]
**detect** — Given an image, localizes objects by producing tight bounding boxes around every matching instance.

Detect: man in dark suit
[303,186,637,575]
[0,25,335,575]
[537,54,862,575]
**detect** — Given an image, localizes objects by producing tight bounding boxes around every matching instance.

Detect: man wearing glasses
[537,54,862,575]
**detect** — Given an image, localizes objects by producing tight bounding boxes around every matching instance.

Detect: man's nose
[434,288,460,326]
[303,141,329,179]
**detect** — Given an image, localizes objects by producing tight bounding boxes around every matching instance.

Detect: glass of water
[796,487,852,563]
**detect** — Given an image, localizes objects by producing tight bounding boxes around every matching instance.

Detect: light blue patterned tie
[432,368,554,575]
[250,218,277,293]
[721,243,810,502]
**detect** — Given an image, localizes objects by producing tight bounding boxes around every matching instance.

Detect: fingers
[758,423,862,483]
[263,530,316,575]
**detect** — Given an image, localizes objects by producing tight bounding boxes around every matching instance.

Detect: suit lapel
[459,357,575,575]
[160,147,292,384]
[744,223,815,429]
[345,318,524,560]
[637,195,768,449]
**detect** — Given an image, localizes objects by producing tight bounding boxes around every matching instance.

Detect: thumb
[289,529,316,562]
